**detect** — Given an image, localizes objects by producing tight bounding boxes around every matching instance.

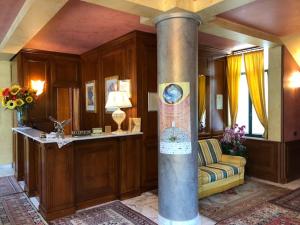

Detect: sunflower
[15,98,24,107]
[1,98,6,107]
[10,85,21,95]
[26,96,33,103]
[6,100,16,110]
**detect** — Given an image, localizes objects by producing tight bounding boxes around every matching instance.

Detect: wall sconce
[31,80,45,95]
[289,71,300,88]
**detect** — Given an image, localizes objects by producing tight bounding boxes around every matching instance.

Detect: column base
[158,214,201,225]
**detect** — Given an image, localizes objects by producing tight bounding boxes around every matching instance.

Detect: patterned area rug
[0,176,22,197]
[0,192,45,225]
[271,188,300,212]
[216,203,300,225]
[51,200,157,225]
[199,179,289,222]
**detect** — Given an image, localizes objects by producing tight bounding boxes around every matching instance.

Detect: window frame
[241,70,268,138]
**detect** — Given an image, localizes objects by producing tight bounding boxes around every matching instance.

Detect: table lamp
[105,91,132,134]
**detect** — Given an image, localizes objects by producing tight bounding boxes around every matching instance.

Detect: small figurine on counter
[49,116,71,139]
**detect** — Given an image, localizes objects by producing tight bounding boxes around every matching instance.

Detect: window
[235,49,268,137]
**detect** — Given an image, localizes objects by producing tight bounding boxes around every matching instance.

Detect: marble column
[154,13,201,225]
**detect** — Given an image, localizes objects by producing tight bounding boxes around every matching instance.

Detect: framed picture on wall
[85,80,97,112]
[118,79,131,98]
[105,75,119,112]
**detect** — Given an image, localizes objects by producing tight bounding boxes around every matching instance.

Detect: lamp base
[112,130,128,135]
[112,108,126,134]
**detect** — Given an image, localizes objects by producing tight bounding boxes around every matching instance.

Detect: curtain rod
[230,46,263,55]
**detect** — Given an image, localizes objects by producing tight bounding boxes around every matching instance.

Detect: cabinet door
[75,139,118,208]
[120,136,141,199]
[52,56,80,87]
[22,54,53,132]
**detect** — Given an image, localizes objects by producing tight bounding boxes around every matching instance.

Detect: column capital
[153,12,202,25]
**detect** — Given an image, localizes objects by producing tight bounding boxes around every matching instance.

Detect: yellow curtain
[198,75,206,122]
[227,54,242,126]
[244,50,268,138]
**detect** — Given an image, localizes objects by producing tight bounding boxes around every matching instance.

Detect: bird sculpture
[49,116,71,139]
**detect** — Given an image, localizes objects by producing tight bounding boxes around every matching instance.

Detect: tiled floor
[122,192,216,225]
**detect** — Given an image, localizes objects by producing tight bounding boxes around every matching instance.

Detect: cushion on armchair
[199,163,241,185]
[198,139,223,166]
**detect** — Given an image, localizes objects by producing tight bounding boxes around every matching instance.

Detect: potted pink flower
[220,124,247,157]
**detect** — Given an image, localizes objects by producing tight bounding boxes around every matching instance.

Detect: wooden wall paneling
[122,40,138,130]
[22,53,53,132]
[136,33,158,191]
[52,56,80,88]
[74,140,118,209]
[100,46,127,130]
[282,47,300,142]
[11,50,81,133]
[211,57,227,134]
[119,135,141,199]
[285,140,300,182]
[72,88,80,130]
[11,54,23,87]
[39,143,75,220]
[56,88,73,134]
[198,56,211,133]
[244,138,281,182]
[80,50,101,130]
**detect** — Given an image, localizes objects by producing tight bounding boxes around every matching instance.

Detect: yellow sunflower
[15,98,24,107]
[10,85,21,95]
[1,98,6,107]
[26,96,33,103]
[6,100,16,110]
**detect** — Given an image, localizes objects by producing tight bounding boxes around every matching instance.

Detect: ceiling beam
[211,17,282,44]
[199,22,277,48]
[82,0,164,18]
[0,0,68,55]
[196,0,256,22]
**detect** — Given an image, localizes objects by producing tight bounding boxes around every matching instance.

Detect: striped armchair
[198,138,246,199]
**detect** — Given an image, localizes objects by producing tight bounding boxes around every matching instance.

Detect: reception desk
[12,127,143,220]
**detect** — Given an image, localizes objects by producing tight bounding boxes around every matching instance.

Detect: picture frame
[118,79,131,98]
[85,80,97,112]
[105,75,119,112]
[128,118,141,133]
[148,92,158,111]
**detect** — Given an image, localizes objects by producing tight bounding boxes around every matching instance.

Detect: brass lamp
[105,91,132,134]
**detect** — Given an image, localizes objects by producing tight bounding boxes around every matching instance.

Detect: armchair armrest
[221,154,246,167]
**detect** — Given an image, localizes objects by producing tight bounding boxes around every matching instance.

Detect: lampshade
[105,91,132,109]
[31,80,45,95]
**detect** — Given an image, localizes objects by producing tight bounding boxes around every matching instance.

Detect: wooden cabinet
[12,132,25,181]
[11,50,81,132]
[39,143,75,220]
[13,130,142,220]
[120,136,142,198]
[75,139,119,208]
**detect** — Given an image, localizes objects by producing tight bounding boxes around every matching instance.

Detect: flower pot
[16,109,27,127]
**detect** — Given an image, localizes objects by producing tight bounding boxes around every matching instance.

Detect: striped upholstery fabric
[199,163,240,185]
[198,139,222,166]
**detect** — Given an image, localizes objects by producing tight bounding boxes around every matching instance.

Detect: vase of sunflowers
[1,85,37,127]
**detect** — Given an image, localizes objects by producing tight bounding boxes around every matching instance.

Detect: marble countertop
[12,127,143,144]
